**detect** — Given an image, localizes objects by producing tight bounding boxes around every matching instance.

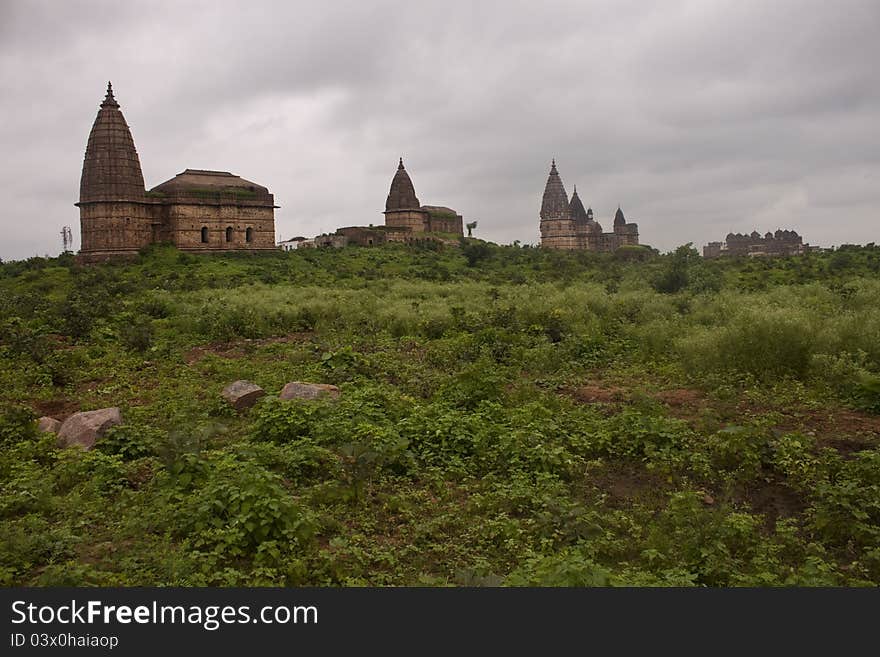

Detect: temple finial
[398,157,404,169]
[101,81,119,108]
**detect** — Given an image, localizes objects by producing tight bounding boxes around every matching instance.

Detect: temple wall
[165,202,277,250]
[385,209,428,233]
[426,214,463,235]
[78,201,154,254]
[541,219,580,249]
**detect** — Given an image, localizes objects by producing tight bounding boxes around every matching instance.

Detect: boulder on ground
[57,407,122,450]
[279,381,340,401]
[222,380,266,411]
[37,416,62,434]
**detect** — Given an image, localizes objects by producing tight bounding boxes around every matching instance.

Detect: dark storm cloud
[1,0,878,259]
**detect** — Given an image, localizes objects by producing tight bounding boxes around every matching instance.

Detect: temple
[76,83,277,262]
[383,158,463,236]
[303,158,465,248]
[538,160,639,251]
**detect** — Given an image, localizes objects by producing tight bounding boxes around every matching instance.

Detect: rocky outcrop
[222,380,266,411]
[279,382,340,401]
[57,407,122,450]
[37,416,62,434]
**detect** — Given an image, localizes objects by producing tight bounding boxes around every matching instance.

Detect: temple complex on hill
[293,158,465,248]
[703,230,813,258]
[76,83,277,262]
[383,158,463,237]
[539,160,639,251]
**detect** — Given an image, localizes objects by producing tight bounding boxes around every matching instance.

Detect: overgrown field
[2,242,880,586]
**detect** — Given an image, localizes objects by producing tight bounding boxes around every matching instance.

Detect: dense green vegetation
[2,241,879,586]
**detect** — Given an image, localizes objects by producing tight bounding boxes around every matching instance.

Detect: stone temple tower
[383,158,429,232]
[539,160,578,249]
[76,82,153,261]
[613,205,639,246]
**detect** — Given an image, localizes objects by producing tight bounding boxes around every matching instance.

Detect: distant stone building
[703,230,811,258]
[335,226,390,246]
[76,83,277,262]
[277,237,307,251]
[303,159,465,249]
[539,161,639,251]
[384,159,464,238]
[314,233,348,249]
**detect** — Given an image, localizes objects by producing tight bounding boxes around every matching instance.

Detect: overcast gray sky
[1,0,878,260]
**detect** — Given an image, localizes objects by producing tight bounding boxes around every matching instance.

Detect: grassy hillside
[2,241,879,586]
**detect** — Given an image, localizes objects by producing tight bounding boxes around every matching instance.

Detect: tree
[653,243,700,293]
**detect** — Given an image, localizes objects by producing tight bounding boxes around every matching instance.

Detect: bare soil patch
[568,383,628,405]
[733,478,807,528]
[184,332,314,364]
[588,462,668,508]
[32,398,79,421]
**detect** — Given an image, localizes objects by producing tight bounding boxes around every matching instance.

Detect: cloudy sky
[1,0,878,260]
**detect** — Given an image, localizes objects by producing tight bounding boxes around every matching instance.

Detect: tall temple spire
[614,205,626,226]
[79,82,145,203]
[540,159,569,220]
[385,158,420,211]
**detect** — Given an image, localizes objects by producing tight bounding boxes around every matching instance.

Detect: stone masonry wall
[166,202,276,250]
[78,201,154,254]
[385,209,429,233]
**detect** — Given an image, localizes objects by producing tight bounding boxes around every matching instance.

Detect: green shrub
[182,457,314,556]
[810,451,880,551]
[437,357,505,410]
[250,397,333,445]
[680,307,816,382]
[705,425,772,482]
[598,409,694,465]
[0,404,37,448]
[119,316,154,353]
[97,424,163,460]
[506,550,612,586]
